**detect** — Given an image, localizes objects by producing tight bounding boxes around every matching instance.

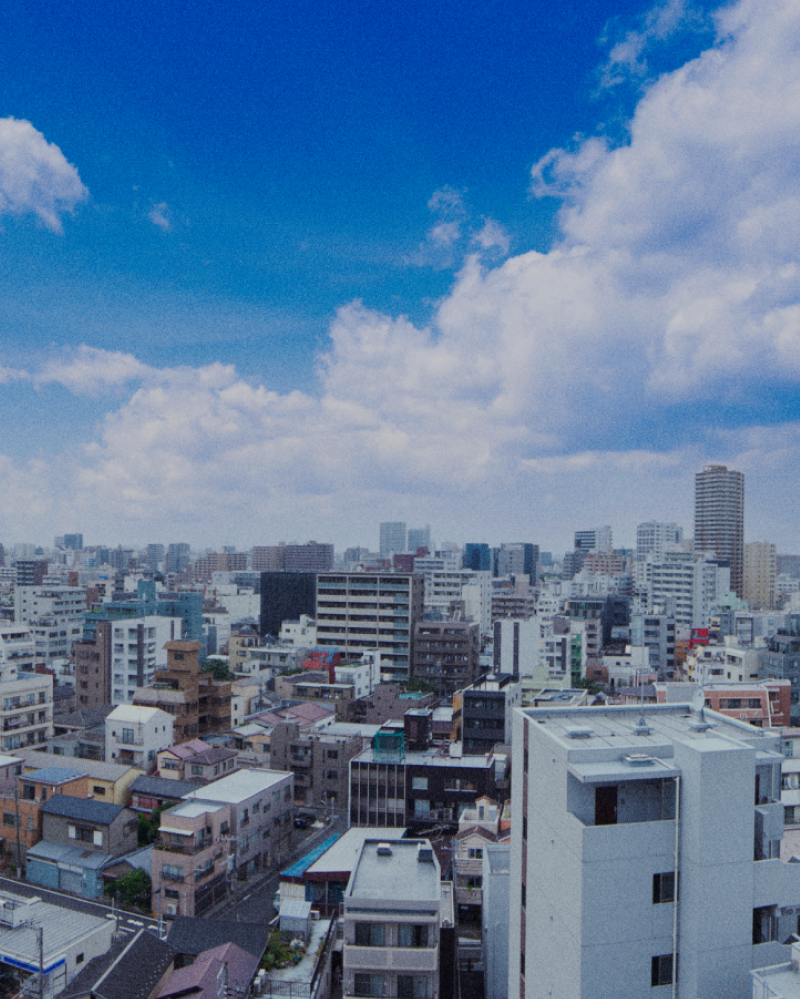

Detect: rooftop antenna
[690,689,705,714]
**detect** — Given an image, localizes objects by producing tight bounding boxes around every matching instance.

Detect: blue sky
[1,0,798,554]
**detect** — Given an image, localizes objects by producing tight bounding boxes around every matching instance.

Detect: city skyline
[1,1,800,553]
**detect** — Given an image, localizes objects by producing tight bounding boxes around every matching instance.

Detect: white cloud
[600,0,707,88]
[0,118,88,232]
[4,0,800,550]
[148,201,172,231]
[35,346,156,395]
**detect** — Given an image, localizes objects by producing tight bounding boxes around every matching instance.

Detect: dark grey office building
[259,572,317,638]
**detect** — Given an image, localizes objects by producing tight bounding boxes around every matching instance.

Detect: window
[2,813,16,828]
[355,922,385,947]
[653,872,676,904]
[467,847,483,860]
[121,728,135,744]
[192,765,203,776]
[398,923,428,948]
[68,825,76,839]
[354,973,384,997]
[93,785,105,796]
[93,830,103,847]
[398,974,429,998]
[164,888,179,900]
[651,954,675,987]
[326,770,338,780]
[412,777,428,791]
[327,749,339,759]
[76,953,84,964]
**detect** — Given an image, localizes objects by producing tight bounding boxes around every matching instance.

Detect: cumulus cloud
[5,0,800,549]
[0,118,88,232]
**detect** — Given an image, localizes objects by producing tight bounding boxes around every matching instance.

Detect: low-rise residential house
[158,941,260,999]
[128,774,203,815]
[342,838,456,1000]
[0,766,88,857]
[453,797,502,919]
[56,926,177,999]
[157,738,238,782]
[40,795,138,855]
[105,704,174,770]
[17,749,142,805]
[26,796,138,898]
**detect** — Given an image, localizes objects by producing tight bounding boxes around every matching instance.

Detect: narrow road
[207,813,349,923]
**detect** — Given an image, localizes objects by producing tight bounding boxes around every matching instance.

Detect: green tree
[202,658,235,681]
[137,801,176,846]
[105,869,152,912]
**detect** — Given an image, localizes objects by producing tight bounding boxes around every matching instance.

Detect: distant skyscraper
[407,525,431,552]
[694,465,745,597]
[464,543,492,572]
[574,526,613,552]
[146,543,165,572]
[62,533,83,550]
[744,541,776,610]
[379,522,407,556]
[167,542,191,574]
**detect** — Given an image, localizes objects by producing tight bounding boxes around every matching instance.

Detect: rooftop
[26,766,87,785]
[185,767,289,804]
[306,827,407,878]
[107,704,170,723]
[348,839,440,903]
[522,702,780,757]
[41,796,125,824]
[19,750,141,782]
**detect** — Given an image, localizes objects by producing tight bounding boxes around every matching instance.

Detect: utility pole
[14,778,21,879]
[37,924,44,999]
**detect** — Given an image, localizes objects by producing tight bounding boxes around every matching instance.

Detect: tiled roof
[41,795,125,824]
[129,775,204,799]
[57,928,177,999]
[161,738,212,760]
[166,917,268,961]
[158,941,258,999]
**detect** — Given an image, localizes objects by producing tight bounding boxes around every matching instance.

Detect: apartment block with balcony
[184,767,295,879]
[510,702,800,999]
[316,573,424,682]
[105,704,174,770]
[411,620,481,698]
[151,797,232,918]
[269,721,361,810]
[0,674,53,754]
[0,625,35,680]
[342,838,456,1000]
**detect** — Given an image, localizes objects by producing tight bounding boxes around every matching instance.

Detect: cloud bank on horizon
[1,0,799,551]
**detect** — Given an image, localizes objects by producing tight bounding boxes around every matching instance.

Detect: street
[207,812,349,924]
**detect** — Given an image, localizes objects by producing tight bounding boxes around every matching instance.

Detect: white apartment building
[342,838,455,1000]
[511,702,800,999]
[14,586,86,669]
[110,615,180,705]
[105,704,174,769]
[279,614,318,646]
[482,842,510,999]
[685,636,761,685]
[640,550,730,629]
[636,521,684,562]
[0,625,35,680]
[336,652,381,700]
[0,674,53,754]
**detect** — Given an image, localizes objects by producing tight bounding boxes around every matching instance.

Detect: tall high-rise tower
[694,464,745,597]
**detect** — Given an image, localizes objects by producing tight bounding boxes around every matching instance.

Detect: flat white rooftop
[185,767,288,804]
[348,840,440,903]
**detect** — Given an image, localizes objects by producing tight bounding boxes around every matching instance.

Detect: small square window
[653,872,676,904]
[651,954,675,987]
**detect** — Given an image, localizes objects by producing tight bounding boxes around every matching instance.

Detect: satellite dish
[690,689,705,713]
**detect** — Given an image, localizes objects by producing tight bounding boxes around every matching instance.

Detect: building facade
[510,701,800,999]
[316,573,424,681]
[694,464,745,598]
